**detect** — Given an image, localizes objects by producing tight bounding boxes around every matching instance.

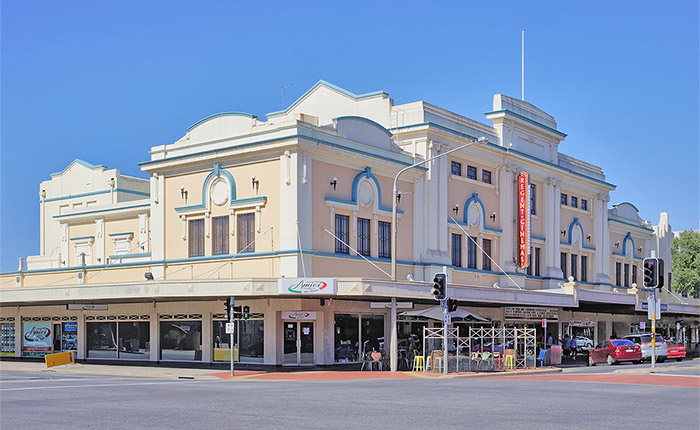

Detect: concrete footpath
[0,360,562,381]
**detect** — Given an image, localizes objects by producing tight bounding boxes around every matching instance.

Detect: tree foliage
[670,230,700,296]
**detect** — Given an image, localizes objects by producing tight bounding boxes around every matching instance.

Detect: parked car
[588,339,642,366]
[575,336,594,351]
[623,333,668,362]
[666,340,686,362]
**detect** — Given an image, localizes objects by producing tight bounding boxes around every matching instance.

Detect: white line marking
[1,380,214,392]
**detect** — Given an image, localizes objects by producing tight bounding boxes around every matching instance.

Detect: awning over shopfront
[400,306,489,322]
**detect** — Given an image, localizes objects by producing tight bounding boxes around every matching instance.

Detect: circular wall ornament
[358,180,374,207]
[211,180,229,206]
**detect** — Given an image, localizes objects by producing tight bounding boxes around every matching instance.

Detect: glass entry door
[283,321,314,365]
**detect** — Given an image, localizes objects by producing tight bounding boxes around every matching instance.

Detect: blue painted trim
[531,235,547,242]
[447,218,502,233]
[202,163,237,202]
[187,112,257,131]
[484,109,567,138]
[608,218,654,232]
[333,116,392,137]
[44,189,149,203]
[175,196,267,213]
[395,121,613,188]
[451,266,496,275]
[108,232,134,237]
[265,80,388,117]
[51,159,107,177]
[139,132,423,172]
[562,217,585,246]
[463,193,486,227]
[108,253,151,259]
[349,167,393,212]
[324,195,402,214]
[54,203,150,219]
[69,236,94,241]
[622,232,634,257]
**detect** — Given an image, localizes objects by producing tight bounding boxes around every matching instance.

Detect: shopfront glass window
[362,315,385,354]
[1,323,16,356]
[334,314,359,362]
[87,322,118,359]
[160,321,202,361]
[212,319,264,363]
[118,322,150,360]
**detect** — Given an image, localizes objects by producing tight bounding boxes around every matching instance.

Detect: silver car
[623,333,667,362]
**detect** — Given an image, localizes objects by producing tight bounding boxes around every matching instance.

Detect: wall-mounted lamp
[637,246,643,253]
[586,234,591,241]
[493,282,500,288]
[144,272,154,281]
[251,175,259,191]
[406,273,414,281]
[615,240,620,248]
[490,212,496,221]
[561,230,567,237]
[330,177,337,191]
[453,204,459,215]
[319,298,326,307]
[396,191,402,204]
[180,186,188,200]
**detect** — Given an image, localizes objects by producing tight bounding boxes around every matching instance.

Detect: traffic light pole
[230,296,235,376]
[651,288,656,369]
[442,299,448,376]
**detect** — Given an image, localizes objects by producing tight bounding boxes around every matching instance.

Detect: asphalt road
[1,368,698,430]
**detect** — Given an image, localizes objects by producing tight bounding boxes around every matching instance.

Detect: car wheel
[633,360,642,365]
[676,358,683,362]
[588,355,595,366]
[657,357,666,363]
[606,354,615,366]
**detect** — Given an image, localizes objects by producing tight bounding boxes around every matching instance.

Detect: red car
[667,341,686,361]
[588,339,642,366]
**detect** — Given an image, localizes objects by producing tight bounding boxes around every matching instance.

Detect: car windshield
[611,339,635,347]
[639,335,664,343]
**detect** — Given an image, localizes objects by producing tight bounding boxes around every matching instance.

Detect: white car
[574,336,594,350]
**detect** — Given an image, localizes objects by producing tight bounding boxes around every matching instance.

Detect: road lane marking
[0,380,216,392]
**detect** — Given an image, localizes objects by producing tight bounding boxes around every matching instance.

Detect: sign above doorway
[278,278,337,295]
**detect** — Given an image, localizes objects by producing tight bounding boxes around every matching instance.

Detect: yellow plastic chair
[412,355,424,371]
[504,353,515,370]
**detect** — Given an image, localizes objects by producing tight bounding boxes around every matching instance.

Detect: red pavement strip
[205,371,447,381]
[492,374,699,388]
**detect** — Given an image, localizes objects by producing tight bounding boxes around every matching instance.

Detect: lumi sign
[278,278,337,294]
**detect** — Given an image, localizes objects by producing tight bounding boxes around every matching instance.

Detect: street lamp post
[388,136,487,372]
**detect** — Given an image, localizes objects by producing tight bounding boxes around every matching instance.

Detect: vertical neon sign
[517,171,531,269]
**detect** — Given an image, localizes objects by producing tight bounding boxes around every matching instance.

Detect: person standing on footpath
[562,334,571,359]
[570,336,577,359]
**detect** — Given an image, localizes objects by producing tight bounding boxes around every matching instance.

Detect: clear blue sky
[1,1,698,272]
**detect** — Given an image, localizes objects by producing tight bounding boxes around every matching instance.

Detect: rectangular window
[451,161,462,176]
[482,239,492,271]
[212,216,229,255]
[571,196,578,209]
[534,247,541,277]
[581,199,588,211]
[467,236,477,269]
[451,233,462,267]
[561,252,567,279]
[615,262,621,286]
[527,246,533,276]
[581,255,588,282]
[571,254,578,281]
[189,219,204,257]
[632,265,637,285]
[357,218,370,256]
[467,166,477,180]
[560,193,568,205]
[237,213,255,253]
[530,184,536,215]
[334,214,349,254]
[481,169,492,184]
[378,221,391,258]
[624,263,629,287]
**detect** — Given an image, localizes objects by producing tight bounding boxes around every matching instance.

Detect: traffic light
[232,305,242,319]
[643,258,658,288]
[657,259,665,289]
[447,298,458,312]
[224,298,232,319]
[243,305,250,320]
[432,273,446,301]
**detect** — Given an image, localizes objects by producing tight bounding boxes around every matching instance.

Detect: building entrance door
[283,321,314,365]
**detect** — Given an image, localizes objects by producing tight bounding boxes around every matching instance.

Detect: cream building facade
[1,81,697,366]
